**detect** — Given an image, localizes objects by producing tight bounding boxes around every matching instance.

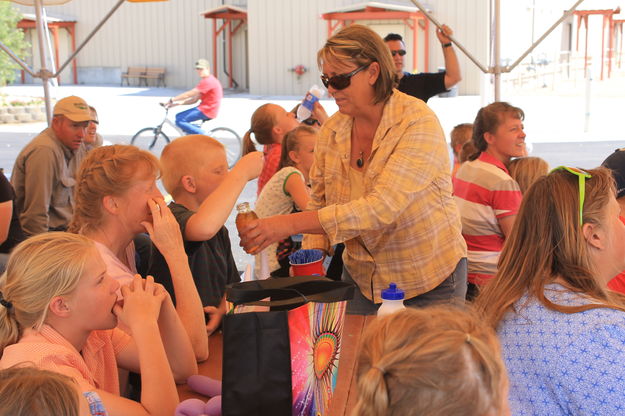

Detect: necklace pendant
[356,151,364,168]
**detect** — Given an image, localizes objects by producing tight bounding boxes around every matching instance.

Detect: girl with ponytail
[353,306,508,416]
[242,103,300,195]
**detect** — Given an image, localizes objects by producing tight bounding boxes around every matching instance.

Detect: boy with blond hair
[149,135,263,334]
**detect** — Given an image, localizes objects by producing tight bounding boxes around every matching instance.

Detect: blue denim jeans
[343,257,468,315]
[175,107,210,135]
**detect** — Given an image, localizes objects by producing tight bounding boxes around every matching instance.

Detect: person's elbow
[173,357,199,384]
[445,73,462,89]
[193,340,209,363]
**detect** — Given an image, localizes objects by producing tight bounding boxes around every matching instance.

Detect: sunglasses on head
[320,65,368,90]
[550,166,592,226]
[391,49,406,57]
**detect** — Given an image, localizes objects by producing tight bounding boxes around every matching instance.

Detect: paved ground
[1,81,624,269]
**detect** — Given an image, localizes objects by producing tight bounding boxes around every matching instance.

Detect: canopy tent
[408,0,591,101]
[17,11,77,85]
[0,0,167,123]
[321,2,429,73]
[574,7,621,80]
[200,5,247,89]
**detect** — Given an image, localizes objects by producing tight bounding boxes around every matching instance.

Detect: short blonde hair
[160,134,225,196]
[318,24,397,104]
[352,305,508,416]
[507,156,549,194]
[0,366,79,416]
[0,232,95,354]
[70,145,160,234]
[450,123,473,157]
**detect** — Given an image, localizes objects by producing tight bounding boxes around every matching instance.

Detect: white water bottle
[296,85,324,121]
[377,283,406,317]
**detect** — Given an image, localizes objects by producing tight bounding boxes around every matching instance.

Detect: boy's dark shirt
[148,202,240,307]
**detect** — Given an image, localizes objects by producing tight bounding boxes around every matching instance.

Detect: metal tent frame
[0,0,165,124]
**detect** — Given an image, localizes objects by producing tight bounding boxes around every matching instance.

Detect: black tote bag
[222,275,354,416]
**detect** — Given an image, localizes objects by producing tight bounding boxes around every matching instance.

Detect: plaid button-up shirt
[303,90,466,303]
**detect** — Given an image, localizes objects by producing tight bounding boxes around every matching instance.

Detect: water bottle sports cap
[381,282,405,300]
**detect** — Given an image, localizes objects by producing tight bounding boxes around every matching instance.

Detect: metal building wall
[246,0,488,96]
[12,0,247,90]
[10,0,493,95]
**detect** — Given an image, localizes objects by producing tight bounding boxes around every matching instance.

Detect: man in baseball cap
[194,59,211,70]
[11,95,93,236]
[52,95,94,122]
[166,59,223,135]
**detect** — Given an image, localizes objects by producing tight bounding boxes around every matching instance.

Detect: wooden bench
[120,67,166,87]
[140,67,166,87]
[120,66,145,86]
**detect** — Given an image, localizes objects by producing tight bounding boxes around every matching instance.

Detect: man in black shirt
[385,25,462,102]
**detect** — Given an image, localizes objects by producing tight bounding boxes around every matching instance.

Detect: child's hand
[113,275,166,331]
[142,198,185,256]
[233,151,263,181]
[203,306,224,336]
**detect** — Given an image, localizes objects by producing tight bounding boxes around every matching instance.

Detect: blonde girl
[476,167,625,415]
[69,144,207,361]
[353,305,509,416]
[0,232,196,416]
[0,367,81,416]
[254,125,317,276]
[507,156,549,194]
[242,103,301,195]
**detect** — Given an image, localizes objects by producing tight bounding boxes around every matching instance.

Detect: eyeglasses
[551,166,592,226]
[320,65,368,90]
[391,49,406,57]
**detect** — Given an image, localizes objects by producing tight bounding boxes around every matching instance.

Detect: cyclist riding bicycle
[166,58,223,135]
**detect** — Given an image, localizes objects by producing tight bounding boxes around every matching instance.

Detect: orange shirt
[0,324,131,394]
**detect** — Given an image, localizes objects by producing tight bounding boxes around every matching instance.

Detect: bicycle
[130,103,242,167]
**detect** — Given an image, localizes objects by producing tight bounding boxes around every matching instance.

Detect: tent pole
[494,0,501,101]
[54,0,126,78]
[34,0,52,124]
[0,41,36,76]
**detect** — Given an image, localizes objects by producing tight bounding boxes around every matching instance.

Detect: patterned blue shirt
[498,284,625,415]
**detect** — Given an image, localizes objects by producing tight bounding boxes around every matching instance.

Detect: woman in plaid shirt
[239,24,467,314]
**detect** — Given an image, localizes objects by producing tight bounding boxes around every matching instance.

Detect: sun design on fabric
[308,302,345,414]
[313,332,339,379]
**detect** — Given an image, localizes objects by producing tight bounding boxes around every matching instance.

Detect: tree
[0,3,30,86]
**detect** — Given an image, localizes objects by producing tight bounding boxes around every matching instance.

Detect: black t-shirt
[0,173,25,253]
[397,71,448,102]
[148,202,240,307]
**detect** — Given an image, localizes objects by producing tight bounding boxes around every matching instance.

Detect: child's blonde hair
[278,125,317,170]
[450,123,473,158]
[352,305,508,416]
[0,366,79,416]
[69,144,160,234]
[242,103,277,155]
[0,232,95,354]
[160,134,225,197]
[507,156,549,194]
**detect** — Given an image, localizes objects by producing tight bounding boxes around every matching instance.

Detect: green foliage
[0,2,30,86]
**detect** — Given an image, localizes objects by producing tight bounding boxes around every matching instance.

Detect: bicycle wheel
[130,127,170,155]
[208,127,242,168]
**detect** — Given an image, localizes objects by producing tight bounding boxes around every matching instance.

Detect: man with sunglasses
[384,25,461,102]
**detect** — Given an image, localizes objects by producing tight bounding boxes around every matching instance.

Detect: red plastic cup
[290,258,325,276]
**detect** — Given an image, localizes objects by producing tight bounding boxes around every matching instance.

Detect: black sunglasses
[320,65,368,90]
[391,49,406,57]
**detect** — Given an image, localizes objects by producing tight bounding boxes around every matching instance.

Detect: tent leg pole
[35,0,52,124]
